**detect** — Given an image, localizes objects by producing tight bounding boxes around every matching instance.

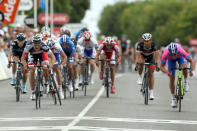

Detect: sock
[12,73,15,80]
[139,74,142,78]
[149,89,154,94]
[171,94,175,99]
[184,77,188,83]
[22,81,26,88]
[58,85,62,91]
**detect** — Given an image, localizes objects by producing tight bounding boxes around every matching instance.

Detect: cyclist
[160,42,194,107]
[7,33,28,93]
[74,27,88,41]
[135,33,160,100]
[78,31,98,85]
[21,34,56,100]
[120,35,129,72]
[60,35,78,92]
[95,36,121,94]
[46,38,67,99]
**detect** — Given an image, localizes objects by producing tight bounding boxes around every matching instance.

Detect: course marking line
[0,126,176,131]
[63,74,124,131]
[0,116,197,125]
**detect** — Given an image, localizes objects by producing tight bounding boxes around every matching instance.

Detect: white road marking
[63,74,124,131]
[0,116,197,125]
[0,126,175,131]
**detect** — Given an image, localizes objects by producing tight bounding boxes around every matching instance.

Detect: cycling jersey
[136,41,158,56]
[10,40,27,59]
[78,37,98,58]
[24,42,51,65]
[98,42,119,58]
[60,39,76,59]
[120,40,128,53]
[161,44,190,64]
[161,44,191,76]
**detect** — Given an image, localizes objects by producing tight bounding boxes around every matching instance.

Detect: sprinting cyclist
[46,38,67,99]
[21,34,56,100]
[160,42,194,107]
[60,35,78,92]
[135,33,160,100]
[7,33,28,93]
[95,36,121,94]
[77,31,98,85]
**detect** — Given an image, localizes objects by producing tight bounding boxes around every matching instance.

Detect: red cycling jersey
[98,42,119,59]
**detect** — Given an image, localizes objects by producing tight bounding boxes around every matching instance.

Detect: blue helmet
[60,35,69,44]
[168,42,178,55]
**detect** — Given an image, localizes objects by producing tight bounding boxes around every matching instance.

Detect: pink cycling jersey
[161,44,190,64]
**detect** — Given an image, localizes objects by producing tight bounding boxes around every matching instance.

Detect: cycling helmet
[81,27,88,32]
[174,38,180,43]
[33,34,42,44]
[83,31,91,41]
[105,36,113,47]
[46,38,55,48]
[168,42,178,55]
[42,31,51,39]
[142,33,152,41]
[16,33,26,41]
[60,34,69,44]
[41,26,50,33]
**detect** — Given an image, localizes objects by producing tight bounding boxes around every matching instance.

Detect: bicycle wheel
[72,80,75,98]
[105,67,109,98]
[178,79,182,112]
[144,73,149,105]
[15,72,22,102]
[51,75,62,105]
[84,63,88,96]
[35,77,41,109]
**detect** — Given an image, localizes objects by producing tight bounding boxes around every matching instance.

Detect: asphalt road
[0,69,197,131]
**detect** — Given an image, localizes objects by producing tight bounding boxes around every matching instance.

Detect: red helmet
[83,31,91,41]
[105,36,114,47]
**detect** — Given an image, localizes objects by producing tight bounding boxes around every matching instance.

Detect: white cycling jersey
[77,37,98,50]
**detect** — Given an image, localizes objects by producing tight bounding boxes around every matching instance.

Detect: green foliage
[24,0,90,24]
[98,0,197,47]
[98,2,129,38]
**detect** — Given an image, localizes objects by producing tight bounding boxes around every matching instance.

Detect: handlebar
[9,61,23,66]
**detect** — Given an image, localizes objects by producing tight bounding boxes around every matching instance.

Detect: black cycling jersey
[10,40,27,59]
[136,41,158,64]
[120,40,128,53]
[136,41,158,56]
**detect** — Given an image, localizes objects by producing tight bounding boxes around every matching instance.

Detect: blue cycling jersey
[60,39,76,58]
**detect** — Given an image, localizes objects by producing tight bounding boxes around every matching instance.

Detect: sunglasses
[144,41,151,44]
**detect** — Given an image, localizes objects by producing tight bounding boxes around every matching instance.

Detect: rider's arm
[7,51,13,62]
[21,52,28,68]
[48,52,56,69]
[154,50,161,67]
[60,51,67,66]
[160,63,167,74]
[187,58,194,71]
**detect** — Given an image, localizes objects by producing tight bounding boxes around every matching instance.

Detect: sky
[81,0,136,36]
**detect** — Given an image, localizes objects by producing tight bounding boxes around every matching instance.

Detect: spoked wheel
[16,84,20,102]
[144,86,148,105]
[51,76,62,105]
[178,87,182,112]
[62,84,67,99]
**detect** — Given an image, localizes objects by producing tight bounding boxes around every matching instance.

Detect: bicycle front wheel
[144,74,149,105]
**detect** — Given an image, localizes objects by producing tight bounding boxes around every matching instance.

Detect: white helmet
[142,33,152,41]
[105,36,113,46]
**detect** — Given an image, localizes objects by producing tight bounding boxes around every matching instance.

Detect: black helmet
[16,33,26,41]
[33,34,42,44]
[63,29,71,37]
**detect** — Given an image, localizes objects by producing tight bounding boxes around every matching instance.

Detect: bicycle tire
[105,67,109,98]
[16,71,22,102]
[51,75,62,105]
[178,79,182,112]
[144,73,149,105]
[35,75,41,109]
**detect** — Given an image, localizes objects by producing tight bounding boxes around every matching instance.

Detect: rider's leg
[148,67,155,99]
[11,56,19,84]
[179,57,189,91]
[89,59,95,84]
[29,68,36,91]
